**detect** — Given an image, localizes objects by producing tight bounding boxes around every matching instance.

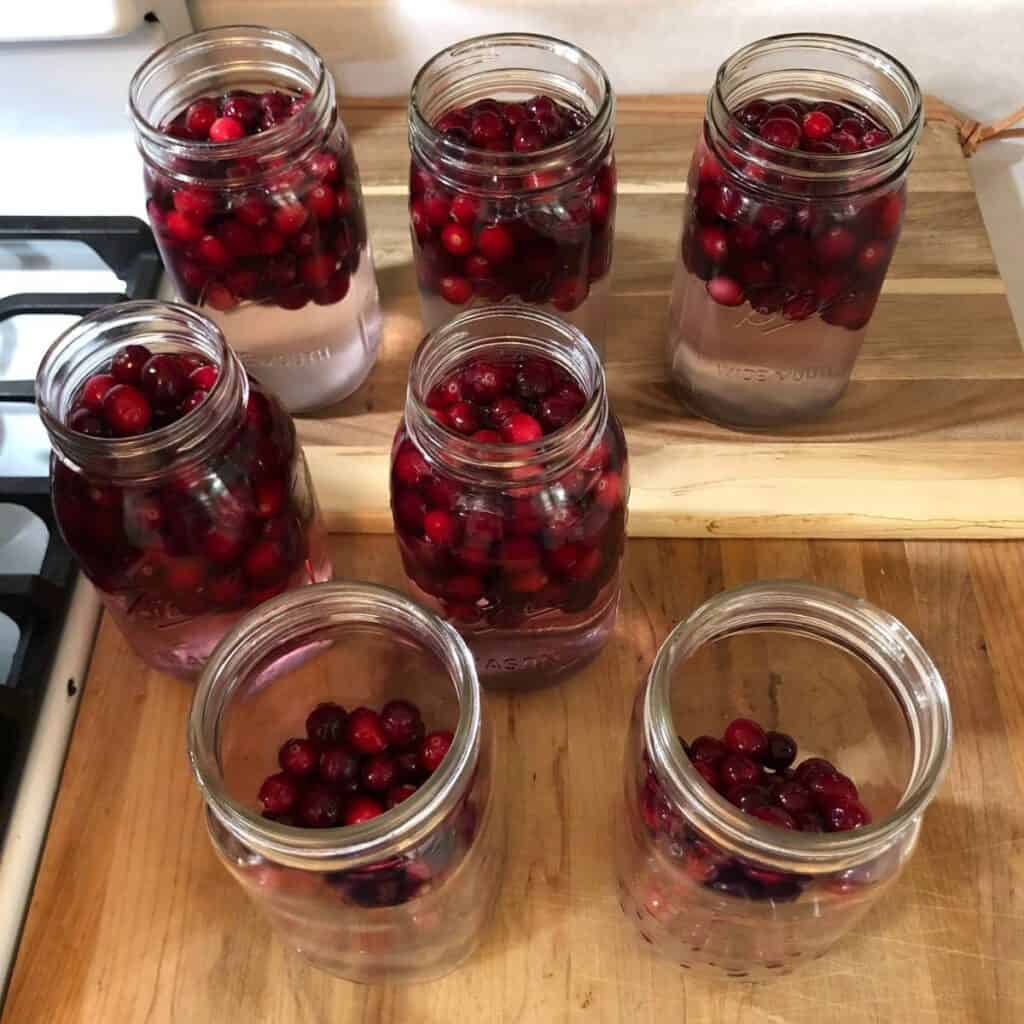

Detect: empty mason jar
[130,25,382,412]
[189,582,503,983]
[408,33,617,351]
[667,34,922,426]
[616,581,951,977]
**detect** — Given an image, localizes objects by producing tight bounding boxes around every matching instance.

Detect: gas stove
[0,215,160,1001]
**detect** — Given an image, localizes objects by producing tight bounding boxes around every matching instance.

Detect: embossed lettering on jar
[407,34,617,352]
[129,26,382,412]
[666,34,923,426]
[36,302,332,678]
[390,306,629,690]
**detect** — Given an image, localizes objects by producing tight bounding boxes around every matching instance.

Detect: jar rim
[709,32,923,188]
[404,304,608,482]
[644,580,952,873]
[408,32,615,194]
[188,581,483,871]
[36,300,248,481]
[128,24,332,173]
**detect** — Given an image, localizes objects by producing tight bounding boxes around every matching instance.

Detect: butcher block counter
[4,96,1024,1023]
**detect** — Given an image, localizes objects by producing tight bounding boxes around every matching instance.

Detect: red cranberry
[801,110,834,141]
[209,116,245,142]
[862,128,891,149]
[760,117,801,149]
[380,700,425,747]
[462,361,504,403]
[772,780,814,815]
[258,772,299,815]
[750,805,798,830]
[140,354,188,409]
[451,194,480,226]
[297,784,342,828]
[723,718,768,759]
[424,508,460,546]
[501,412,543,444]
[273,202,308,236]
[318,744,359,789]
[727,783,770,813]
[794,757,836,785]
[111,344,152,384]
[689,736,729,764]
[184,98,218,139]
[810,771,859,807]
[693,760,719,789]
[446,401,480,435]
[419,730,453,774]
[67,408,106,436]
[706,276,745,306]
[814,226,857,265]
[856,240,889,275]
[244,539,287,582]
[278,737,318,777]
[81,373,115,411]
[718,754,763,789]
[101,384,151,436]
[305,702,347,744]
[394,490,427,533]
[361,753,399,793]
[345,707,389,755]
[440,223,474,257]
[439,275,473,305]
[344,795,384,826]
[386,784,418,809]
[824,796,871,831]
[394,442,430,487]
[477,224,515,264]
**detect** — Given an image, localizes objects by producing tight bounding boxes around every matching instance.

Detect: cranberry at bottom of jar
[640,717,875,904]
[52,378,317,619]
[681,126,905,333]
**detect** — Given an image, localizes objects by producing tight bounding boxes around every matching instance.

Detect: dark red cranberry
[110,344,151,384]
[447,401,480,435]
[140,354,189,409]
[258,772,299,815]
[772,779,814,815]
[726,783,771,813]
[82,373,115,411]
[344,795,384,826]
[386,784,418,809]
[297,784,342,828]
[760,117,801,149]
[750,805,798,830]
[419,730,453,775]
[810,771,859,807]
[184,98,218,139]
[101,384,152,436]
[395,748,424,783]
[794,757,836,785]
[278,737,318,777]
[360,753,399,793]
[438,274,473,305]
[723,718,768,759]
[380,699,425,747]
[67,407,107,436]
[796,811,826,832]
[689,735,728,764]
[318,745,359,789]
[764,730,797,770]
[476,224,515,264]
[305,702,347,744]
[693,760,719,790]
[718,754,763,790]
[344,707,389,755]
[823,796,872,831]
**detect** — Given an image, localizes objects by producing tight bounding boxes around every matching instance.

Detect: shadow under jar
[37,301,332,678]
[390,306,628,690]
[408,33,617,352]
[667,34,923,427]
[188,582,502,983]
[130,25,382,413]
[615,581,951,978]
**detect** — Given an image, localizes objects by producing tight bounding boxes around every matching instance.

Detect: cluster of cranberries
[682,97,905,330]
[258,699,453,829]
[410,93,615,312]
[391,353,627,628]
[53,343,312,611]
[147,88,368,313]
[642,718,872,901]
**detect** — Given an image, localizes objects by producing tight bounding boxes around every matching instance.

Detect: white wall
[189,0,1024,121]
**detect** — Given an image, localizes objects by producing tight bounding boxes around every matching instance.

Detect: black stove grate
[0,215,162,836]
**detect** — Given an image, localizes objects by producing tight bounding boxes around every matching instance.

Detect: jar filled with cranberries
[37,301,332,678]
[615,581,951,977]
[129,26,382,412]
[390,306,628,689]
[668,34,923,426]
[188,582,502,983]
[407,33,617,350]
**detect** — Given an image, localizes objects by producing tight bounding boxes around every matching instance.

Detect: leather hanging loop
[926,97,1024,157]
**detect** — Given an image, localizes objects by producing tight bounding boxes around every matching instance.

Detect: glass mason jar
[37,301,332,678]
[188,582,502,983]
[615,582,951,978]
[129,26,382,413]
[667,34,923,427]
[390,306,628,689]
[408,33,617,352]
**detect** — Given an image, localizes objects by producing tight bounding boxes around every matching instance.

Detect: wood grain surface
[5,533,1024,1023]
[291,95,1024,538]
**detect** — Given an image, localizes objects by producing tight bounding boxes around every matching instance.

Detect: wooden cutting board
[297,96,1024,538]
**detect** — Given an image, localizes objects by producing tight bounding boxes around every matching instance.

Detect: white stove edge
[0,576,102,1004]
